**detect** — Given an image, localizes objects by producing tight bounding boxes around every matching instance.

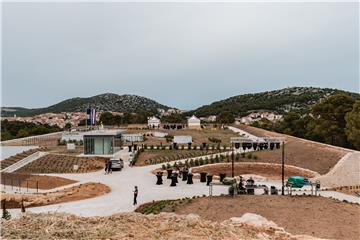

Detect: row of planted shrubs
[136,144,230,151]
[144,150,223,165]
[161,152,258,170]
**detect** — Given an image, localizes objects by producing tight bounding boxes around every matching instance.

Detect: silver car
[110,158,124,171]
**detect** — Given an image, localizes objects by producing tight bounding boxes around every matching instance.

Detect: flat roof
[83,129,124,137]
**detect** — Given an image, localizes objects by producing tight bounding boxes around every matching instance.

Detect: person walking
[104,160,109,175]
[133,186,138,205]
[107,160,112,174]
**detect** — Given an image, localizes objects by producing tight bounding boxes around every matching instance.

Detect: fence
[1,177,39,193]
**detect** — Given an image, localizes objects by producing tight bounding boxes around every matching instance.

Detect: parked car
[110,158,124,171]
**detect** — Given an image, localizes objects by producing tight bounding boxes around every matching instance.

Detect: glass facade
[84,136,114,155]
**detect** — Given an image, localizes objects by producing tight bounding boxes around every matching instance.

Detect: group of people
[104,160,112,174]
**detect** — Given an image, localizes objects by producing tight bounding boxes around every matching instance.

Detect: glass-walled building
[83,130,123,155]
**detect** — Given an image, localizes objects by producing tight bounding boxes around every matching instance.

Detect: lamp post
[281,141,285,195]
[231,142,235,178]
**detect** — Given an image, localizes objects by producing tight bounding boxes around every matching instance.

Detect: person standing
[133,186,138,205]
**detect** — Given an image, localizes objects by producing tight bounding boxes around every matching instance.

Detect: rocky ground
[1,212,321,240]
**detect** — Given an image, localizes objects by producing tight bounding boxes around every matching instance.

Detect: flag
[86,108,91,126]
[91,108,96,126]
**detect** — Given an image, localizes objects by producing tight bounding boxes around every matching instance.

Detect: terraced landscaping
[15,154,108,174]
[1,148,41,170]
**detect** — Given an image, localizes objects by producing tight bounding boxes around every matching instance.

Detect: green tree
[16,128,30,138]
[99,112,115,125]
[345,101,360,150]
[64,122,72,130]
[311,94,355,147]
[217,112,235,124]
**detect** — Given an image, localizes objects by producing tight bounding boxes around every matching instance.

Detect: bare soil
[0,173,77,190]
[1,182,110,209]
[234,125,349,174]
[156,195,360,240]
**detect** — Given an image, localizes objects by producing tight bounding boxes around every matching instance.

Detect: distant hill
[190,87,360,117]
[2,93,172,116]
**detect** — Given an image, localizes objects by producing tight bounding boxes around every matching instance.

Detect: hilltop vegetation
[191,87,360,117]
[1,120,61,141]
[252,94,360,150]
[1,93,171,117]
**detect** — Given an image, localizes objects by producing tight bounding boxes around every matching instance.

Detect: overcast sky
[2,2,359,110]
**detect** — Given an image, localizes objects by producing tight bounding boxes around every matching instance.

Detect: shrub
[189,159,194,166]
[208,137,221,144]
[185,160,189,167]
[253,155,258,160]
[199,158,204,165]
[247,153,252,159]
[194,159,200,166]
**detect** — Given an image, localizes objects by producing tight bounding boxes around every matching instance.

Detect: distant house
[148,116,160,129]
[173,135,192,144]
[187,115,201,129]
[122,133,144,142]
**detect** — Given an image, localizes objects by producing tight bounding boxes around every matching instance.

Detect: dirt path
[171,195,360,240]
